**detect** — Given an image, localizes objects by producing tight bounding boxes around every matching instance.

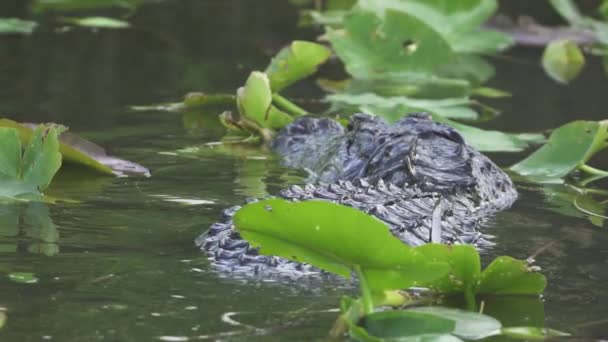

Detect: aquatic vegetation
[0,18,38,34]
[511,120,608,183]
[0,119,149,203]
[234,199,555,340]
[0,119,150,177]
[0,125,62,202]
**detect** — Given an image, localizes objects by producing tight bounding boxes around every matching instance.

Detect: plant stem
[464,288,477,312]
[579,164,608,178]
[272,93,308,116]
[354,265,374,315]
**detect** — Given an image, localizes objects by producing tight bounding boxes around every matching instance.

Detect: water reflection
[0,202,58,256]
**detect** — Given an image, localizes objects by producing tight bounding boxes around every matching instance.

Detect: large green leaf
[356,0,512,53]
[510,120,608,182]
[476,257,547,295]
[234,199,449,288]
[21,125,62,191]
[415,244,480,294]
[325,10,454,79]
[265,41,332,92]
[360,307,501,341]
[542,40,585,84]
[0,128,22,180]
[0,126,62,201]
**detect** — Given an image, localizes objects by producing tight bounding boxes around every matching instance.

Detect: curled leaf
[542,40,585,83]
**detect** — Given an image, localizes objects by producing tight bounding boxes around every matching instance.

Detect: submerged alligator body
[196,113,517,276]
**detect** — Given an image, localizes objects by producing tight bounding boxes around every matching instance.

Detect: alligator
[196,113,517,276]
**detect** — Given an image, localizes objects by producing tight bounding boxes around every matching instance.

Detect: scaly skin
[196,113,517,276]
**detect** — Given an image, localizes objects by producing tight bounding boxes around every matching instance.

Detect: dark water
[1,1,608,341]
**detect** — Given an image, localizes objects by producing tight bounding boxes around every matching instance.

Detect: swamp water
[1,1,608,340]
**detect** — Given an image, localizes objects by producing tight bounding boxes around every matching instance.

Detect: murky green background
[1,1,608,341]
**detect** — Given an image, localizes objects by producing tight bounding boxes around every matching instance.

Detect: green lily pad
[32,0,141,13]
[408,307,501,340]
[234,199,449,289]
[61,16,130,29]
[265,40,332,92]
[361,310,456,339]
[510,120,608,182]
[431,114,545,153]
[0,119,150,177]
[540,183,607,227]
[328,92,478,120]
[8,272,39,284]
[0,18,38,34]
[476,257,547,295]
[357,0,512,54]
[542,40,585,83]
[325,10,454,79]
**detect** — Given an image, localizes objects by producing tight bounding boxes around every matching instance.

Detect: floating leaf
[237,72,294,130]
[265,40,332,92]
[0,18,38,34]
[61,16,130,29]
[431,114,544,153]
[408,307,501,340]
[360,307,501,341]
[501,326,570,340]
[8,272,38,284]
[328,92,477,120]
[325,10,454,79]
[360,310,456,339]
[540,183,607,227]
[234,199,449,289]
[542,40,585,83]
[476,257,547,295]
[357,0,512,54]
[335,74,472,99]
[511,120,608,182]
[0,119,150,177]
[32,0,140,13]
